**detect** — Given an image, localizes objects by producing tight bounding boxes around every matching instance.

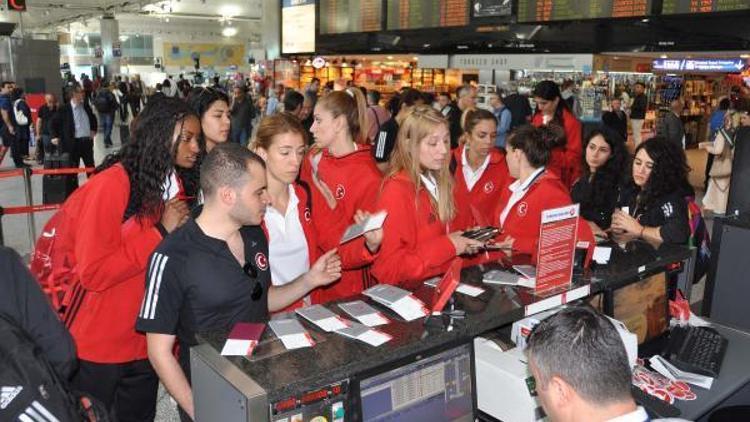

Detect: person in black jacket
[601,98,628,142]
[629,82,648,147]
[611,137,692,246]
[447,85,476,149]
[50,85,98,169]
[571,127,628,237]
[0,246,77,380]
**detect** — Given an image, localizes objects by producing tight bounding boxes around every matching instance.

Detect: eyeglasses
[243,262,264,301]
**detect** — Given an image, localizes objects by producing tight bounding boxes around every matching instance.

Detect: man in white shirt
[525,306,686,422]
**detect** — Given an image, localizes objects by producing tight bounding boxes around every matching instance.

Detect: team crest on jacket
[483,181,494,193]
[255,252,268,271]
[517,202,528,217]
[304,208,312,222]
[335,184,346,199]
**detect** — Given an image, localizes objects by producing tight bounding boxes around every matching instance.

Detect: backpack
[30,208,78,314]
[0,313,109,422]
[370,108,398,163]
[94,90,114,113]
[13,99,28,126]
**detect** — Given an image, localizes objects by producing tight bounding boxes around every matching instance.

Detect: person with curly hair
[570,127,629,237]
[60,97,199,421]
[611,137,692,246]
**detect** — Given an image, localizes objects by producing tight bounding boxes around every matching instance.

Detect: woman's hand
[354,210,383,253]
[448,232,486,256]
[610,209,643,242]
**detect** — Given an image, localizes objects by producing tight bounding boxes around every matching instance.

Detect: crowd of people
[2,75,744,422]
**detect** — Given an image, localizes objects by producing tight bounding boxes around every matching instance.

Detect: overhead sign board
[652,58,746,73]
[282,0,315,54]
[450,54,594,71]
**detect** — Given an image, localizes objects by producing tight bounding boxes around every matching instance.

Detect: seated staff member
[300,88,382,302]
[253,113,381,310]
[570,127,628,237]
[494,125,594,257]
[531,80,583,189]
[611,137,692,246]
[451,108,509,229]
[60,98,198,421]
[136,144,342,421]
[372,106,486,287]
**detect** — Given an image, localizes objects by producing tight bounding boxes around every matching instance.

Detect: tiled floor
[0,131,714,421]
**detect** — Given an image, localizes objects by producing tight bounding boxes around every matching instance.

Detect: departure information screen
[517,0,653,22]
[320,0,383,34]
[386,0,469,30]
[661,0,750,14]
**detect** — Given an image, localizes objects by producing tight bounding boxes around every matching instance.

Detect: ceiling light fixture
[222,27,238,37]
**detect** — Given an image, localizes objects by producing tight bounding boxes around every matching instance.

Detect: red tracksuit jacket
[493,170,594,260]
[451,145,509,230]
[60,164,165,363]
[371,171,457,289]
[299,145,381,303]
[532,108,582,189]
[262,182,319,312]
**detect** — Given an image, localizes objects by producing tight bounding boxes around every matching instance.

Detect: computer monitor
[608,272,669,345]
[352,342,476,422]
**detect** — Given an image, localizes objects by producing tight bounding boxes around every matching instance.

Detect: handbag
[708,129,734,178]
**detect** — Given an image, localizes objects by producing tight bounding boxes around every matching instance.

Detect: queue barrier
[0,166,93,249]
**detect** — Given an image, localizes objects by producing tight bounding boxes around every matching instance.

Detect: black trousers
[72,358,159,422]
[2,127,24,167]
[70,137,95,170]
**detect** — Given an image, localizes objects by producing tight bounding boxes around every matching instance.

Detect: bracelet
[638,226,645,239]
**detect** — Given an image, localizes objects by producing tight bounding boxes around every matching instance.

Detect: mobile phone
[462,226,500,242]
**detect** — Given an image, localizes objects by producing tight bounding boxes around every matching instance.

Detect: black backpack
[0,313,108,422]
[93,91,114,114]
[370,108,398,163]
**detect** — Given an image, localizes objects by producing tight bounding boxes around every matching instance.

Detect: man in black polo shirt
[136,144,342,421]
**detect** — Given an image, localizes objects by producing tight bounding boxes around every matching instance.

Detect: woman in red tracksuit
[493,125,593,260]
[452,108,509,230]
[299,88,383,303]
[60,98,198,421]
[531,80,582,189]
[372,106,485,288]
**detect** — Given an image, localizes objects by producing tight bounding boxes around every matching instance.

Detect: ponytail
[317,88,369,145]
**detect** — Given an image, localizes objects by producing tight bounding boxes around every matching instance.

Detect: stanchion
[22,167,37,252]
[0,206,4,246]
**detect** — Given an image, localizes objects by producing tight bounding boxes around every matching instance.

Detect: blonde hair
[386,105,455,222]
[315,87,369,145]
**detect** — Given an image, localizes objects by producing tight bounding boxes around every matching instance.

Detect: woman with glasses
[299,88,384,303]
[371,106,486,287]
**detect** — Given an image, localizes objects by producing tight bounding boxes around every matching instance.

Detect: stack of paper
[424,277,485,297]
[335,321,392,346]
[483,269,535,288]
[649,355,714,389]
[268,318,316,350]
[296,305,350,332]
[220,322,265,356]
[338,300,390,327]
[363,284,429,321]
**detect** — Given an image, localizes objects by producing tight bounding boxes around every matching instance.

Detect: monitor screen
[611,272,669,345]
[358,343,475,421]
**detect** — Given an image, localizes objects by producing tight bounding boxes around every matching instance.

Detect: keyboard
[665,325,728,378]
[631,385,681,419]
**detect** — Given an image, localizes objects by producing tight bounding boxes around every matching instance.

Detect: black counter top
[197,242,692,403]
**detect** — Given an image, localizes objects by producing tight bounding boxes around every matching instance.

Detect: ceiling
[0,0,263,39]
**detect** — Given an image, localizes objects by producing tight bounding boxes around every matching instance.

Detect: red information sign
[535,204,579,293]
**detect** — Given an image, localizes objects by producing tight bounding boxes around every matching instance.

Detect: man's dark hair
[311,77,320,85]
[719,98,731,110]
[635,82,645,89]
[526,307,632,405]
[2,81,14,89]
[367,89,381,105]
[506,125,551,168]
[283,90,305,113]
[200,143,265,197]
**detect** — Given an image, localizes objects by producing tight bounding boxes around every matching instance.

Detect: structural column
[99,14,121,80]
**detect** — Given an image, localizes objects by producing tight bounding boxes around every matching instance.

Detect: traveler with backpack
[12,88,32,159]
[34,97,200,421]
[94,83,117,148]
[50,86,98,171]
[0,81,26,168]
[366,89,396,173]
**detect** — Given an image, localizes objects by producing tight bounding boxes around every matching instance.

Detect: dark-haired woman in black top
[570,127,628,237]
[610,137,692,246]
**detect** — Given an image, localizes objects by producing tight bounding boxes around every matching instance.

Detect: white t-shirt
[264,185,310,287]
[461,146,491,191]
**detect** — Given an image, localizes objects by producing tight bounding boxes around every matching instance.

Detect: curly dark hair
[580,126,629,210]
[631,136,692,208]
[96,97,199,221]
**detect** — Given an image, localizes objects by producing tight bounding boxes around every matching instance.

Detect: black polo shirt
[136,218,270,380]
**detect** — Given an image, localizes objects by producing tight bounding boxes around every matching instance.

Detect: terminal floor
[0,131,710,421]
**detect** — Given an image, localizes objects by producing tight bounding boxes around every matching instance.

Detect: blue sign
[282,0,314,6]
[652,58,746,73]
